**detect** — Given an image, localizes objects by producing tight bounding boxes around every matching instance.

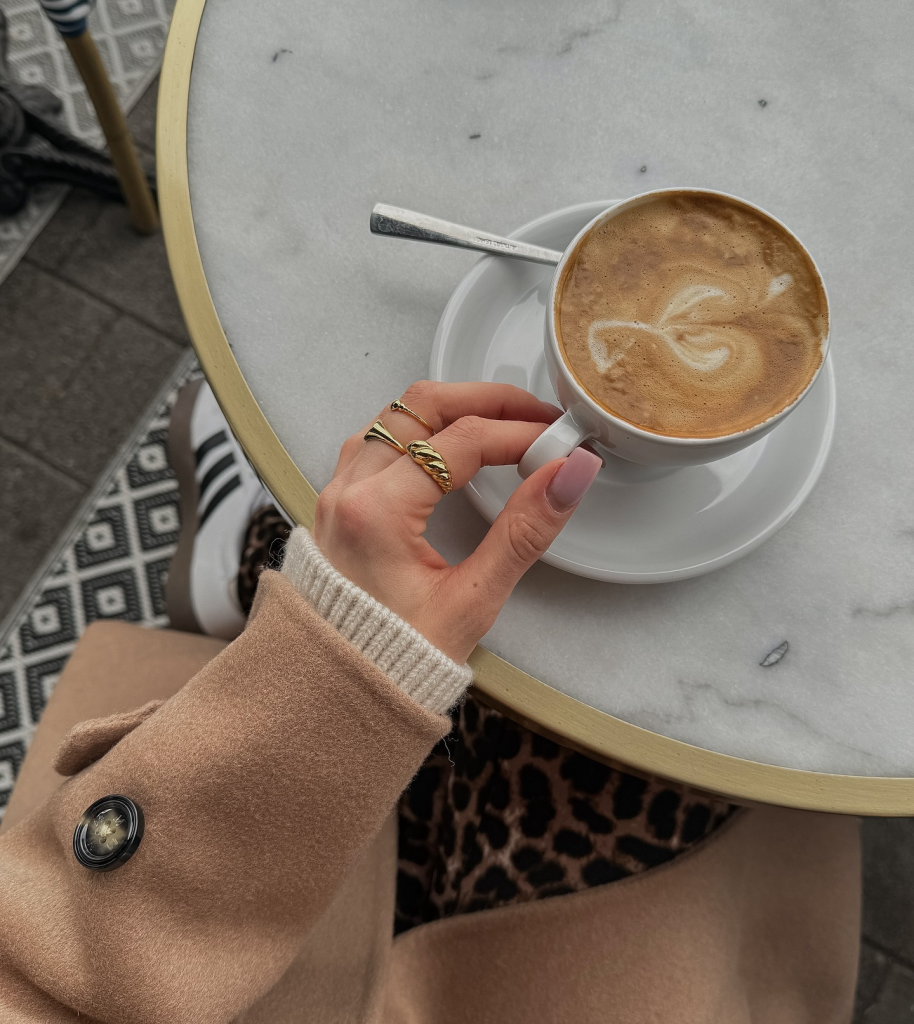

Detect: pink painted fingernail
[546,447,602,513]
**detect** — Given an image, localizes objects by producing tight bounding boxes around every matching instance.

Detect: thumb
[456,447,602,608]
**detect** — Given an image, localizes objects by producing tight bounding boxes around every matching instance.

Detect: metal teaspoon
[370,203,563,266]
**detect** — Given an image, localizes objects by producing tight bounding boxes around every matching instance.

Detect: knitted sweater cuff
[280,528,473,715]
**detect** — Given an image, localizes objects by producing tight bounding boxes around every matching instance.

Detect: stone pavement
[0,77,911,1023]
[0,79,187,623]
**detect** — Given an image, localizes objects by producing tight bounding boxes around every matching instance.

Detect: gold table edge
[155,0,914,815]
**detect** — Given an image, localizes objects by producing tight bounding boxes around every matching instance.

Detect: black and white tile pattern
[0,352,199,814]
[0,0,176,285]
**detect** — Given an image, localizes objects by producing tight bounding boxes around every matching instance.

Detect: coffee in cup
[518,188,831,475]
[555,191,828,439]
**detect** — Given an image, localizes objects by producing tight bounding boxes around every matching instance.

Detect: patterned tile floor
[0,73,186,621]
[0,53,912,1024]
[0,0,176,285]
[0,352,197,812]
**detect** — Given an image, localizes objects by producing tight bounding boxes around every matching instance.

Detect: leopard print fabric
[237,506,292,614]
[395,696,738,934]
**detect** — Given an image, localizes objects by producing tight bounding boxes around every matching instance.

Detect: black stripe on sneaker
[199,474,242,528]
[194,430,228,466]
[198,452,235,504]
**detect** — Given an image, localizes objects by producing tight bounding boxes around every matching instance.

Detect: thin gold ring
[364,419,408,455]
[390,399,432,432]
[406,439,453,494]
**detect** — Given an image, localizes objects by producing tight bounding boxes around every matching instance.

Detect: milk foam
[557,194,828,438]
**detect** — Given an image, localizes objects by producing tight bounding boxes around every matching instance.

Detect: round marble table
[158,0,914,814]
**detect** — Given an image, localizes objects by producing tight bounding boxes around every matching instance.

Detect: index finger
[336,380,562,480]
[377,416,549,507]
[394,380,561,433]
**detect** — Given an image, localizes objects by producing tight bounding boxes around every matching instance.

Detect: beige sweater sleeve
[281,527,473,715]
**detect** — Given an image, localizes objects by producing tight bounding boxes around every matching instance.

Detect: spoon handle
[370,203,563,266]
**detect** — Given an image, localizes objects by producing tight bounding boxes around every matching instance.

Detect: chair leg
[64,30,159,235]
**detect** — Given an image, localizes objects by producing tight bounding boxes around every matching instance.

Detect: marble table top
[186,0,914,777]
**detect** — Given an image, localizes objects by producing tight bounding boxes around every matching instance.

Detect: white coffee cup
[518,188,830,476]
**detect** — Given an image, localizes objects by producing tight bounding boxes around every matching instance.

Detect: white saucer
[430,200,836,584]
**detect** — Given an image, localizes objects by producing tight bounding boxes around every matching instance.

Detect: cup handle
[518,411,595,478]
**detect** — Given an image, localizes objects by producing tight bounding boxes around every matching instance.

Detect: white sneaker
[166,378,276,640]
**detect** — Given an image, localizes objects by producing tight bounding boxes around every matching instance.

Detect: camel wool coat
[0,572,861,1023]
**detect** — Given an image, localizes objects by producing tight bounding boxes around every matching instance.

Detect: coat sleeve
[0,571,451,1023]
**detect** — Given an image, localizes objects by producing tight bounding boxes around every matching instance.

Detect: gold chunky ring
[406,440,453,494]
[364,419,408,455]
[390,399,432,432]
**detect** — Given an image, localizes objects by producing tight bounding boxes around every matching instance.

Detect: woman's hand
[313,381,601,662]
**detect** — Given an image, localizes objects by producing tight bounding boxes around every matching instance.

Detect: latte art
[587,281,759,375]
[557,194,827,438]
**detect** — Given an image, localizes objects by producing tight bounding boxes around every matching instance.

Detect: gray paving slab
[26,78,158,273]
[37,202,188,343]
[863,818,914,967]
[24,190,108,274]
[0,438,84,622]
[26,314,182,486]
[860,961,914,1023]
[0,261,120,449]
[0,80,185,607]
[127,76,159,156]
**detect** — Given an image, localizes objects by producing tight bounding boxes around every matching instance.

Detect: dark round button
[73,795,144,871]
